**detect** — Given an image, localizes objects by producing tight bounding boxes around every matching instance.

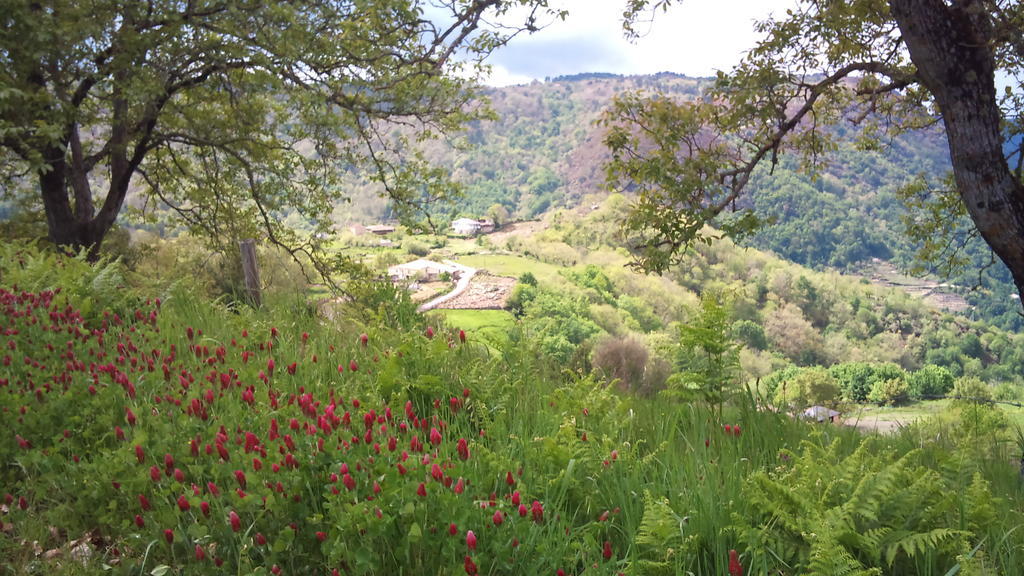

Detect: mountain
[333,73,1022,331]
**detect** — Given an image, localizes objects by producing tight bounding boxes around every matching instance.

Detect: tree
[0,0,556,273]
[604,0,1024,309]
[672,291,740,413]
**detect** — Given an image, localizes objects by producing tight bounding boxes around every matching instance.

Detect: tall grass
[2,244,1023,575]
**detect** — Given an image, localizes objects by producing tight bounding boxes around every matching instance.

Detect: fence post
[238,239,262,308]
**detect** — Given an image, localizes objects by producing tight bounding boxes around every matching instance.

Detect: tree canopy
[604,0,1024,309]
[0,0,556,277]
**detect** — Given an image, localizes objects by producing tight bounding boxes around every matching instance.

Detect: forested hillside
[333,73,1020,331]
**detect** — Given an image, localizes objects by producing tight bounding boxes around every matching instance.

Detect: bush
[732,319,768,350]
[868,378,910,406]
[772,366,841,409]
[591,336,668,396]
[403,238,430,256]
[907,364,955,399]
[829,362,907,403]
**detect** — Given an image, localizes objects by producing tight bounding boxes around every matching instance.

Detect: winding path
[416,261,477,312]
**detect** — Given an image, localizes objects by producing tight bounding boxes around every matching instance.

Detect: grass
[5,245,1024,576]
[428,309,516,346]
[458,253,564,284]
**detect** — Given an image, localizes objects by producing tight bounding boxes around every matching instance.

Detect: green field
[458,253,564,283]
[429,308,517,345]
[844,399,1024,430]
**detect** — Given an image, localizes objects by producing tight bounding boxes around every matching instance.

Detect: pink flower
[431,463,443,482]
[603,540,613,560]
[200,501,210,517]
[417,482,427,497]
[518,503,527,517]
[425,326,434,339]
[195,544,206,561]
[138,494,152,511]
[429,427,442,446]
[234,470,247,489]
[134,514,145,528]
[492,510,504,526]
[255,533,267,546]
[511,491,521,506]
[177,494,190,511]
[457,438,470,461]
[343,473,356,491]
[466,530,477,551]
[454,477,465,495]
[164,529,174,544]
[464,555,478,575]
[173,468,185,483]
[729,549,743,576]
[135,445,145,463]
[359,333,368,346]
[316,531,327,542]
[149,466,161,483]
[531,500,544,523]
[449,523,458,535]
[229,510,241,532]
[459,330,466,343]
[505,471,514,486]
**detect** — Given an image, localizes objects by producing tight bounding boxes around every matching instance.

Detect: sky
[483,0,799,86]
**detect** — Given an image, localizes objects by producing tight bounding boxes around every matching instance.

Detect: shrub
[868,377,910,406]
[403,238,430,256]
[772,366,841,409]
[732,319,768,350]
[592,336,652,395]
[907,364,955,399]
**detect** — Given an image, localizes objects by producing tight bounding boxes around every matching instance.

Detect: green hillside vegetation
[332,194,1024,411]
[323,73,1020,331]
[3,241,1024,576]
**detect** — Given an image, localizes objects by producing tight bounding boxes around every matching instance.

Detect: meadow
[2,246,1024,576]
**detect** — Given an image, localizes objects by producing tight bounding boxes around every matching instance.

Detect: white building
[387,259,461,282]
[451,218,483,236]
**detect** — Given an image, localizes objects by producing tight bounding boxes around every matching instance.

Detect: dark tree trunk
[38,135,119,261]
[891,0,1024,305]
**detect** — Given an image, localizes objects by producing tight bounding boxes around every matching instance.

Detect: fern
[634,491,684,576]
[735,436,980,575]
[884,528,967,567]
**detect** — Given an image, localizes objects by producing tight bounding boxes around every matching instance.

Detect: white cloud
[482,0,797,85]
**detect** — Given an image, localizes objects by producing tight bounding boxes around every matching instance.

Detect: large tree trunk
[891,0,1024,305]
[38,137,117,260]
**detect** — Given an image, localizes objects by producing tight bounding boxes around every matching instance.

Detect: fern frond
[884,528,968,567]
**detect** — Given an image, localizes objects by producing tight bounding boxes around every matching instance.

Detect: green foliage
[867,378,911,406]
[732,319,768,351]
[773,367,842,409]
[402,238,431,257]
[737,439,974,575]
[0,0,557,276]
[672,292,740,410]
[606,1,1024,330]
[5,243,1024,575]
[907,365,955,399]
[829,362,907,403]
[564,265,617,304]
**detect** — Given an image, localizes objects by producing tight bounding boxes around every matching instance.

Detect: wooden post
[238,239,262,308]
